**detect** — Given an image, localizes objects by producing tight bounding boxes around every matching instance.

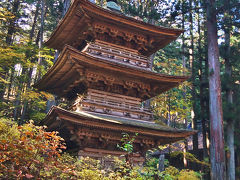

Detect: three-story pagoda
[35,0,195,164]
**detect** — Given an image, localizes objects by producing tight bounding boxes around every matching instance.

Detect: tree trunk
[181,1,186,71]
[14,67,28,123]
[13,91,21,121]
[206,0,226,179]
[39,0,45,56]
[20,68,34,122]
[100,0,104,7]
[236,113,240,177]
[30,0,40,41]
[36,0,45,81]
[204,13,210,159]
[6,68,14,100]
[181,8,188,167]
[190,0,198,153]
[62,0,71,17]
[223,1,235,179]
[6,0,20,45]
[197,2,208,161]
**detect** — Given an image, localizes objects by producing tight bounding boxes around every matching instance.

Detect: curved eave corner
[33,45,71,91]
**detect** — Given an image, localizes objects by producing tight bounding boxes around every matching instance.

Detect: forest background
[0,0,240,179]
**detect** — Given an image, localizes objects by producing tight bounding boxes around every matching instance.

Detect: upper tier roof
[45,0,183,56]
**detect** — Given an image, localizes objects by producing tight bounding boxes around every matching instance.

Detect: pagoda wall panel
[70,89,153,120]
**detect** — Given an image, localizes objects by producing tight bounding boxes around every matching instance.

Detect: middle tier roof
[35,45,188,101]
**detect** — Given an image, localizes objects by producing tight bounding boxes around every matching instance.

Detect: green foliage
[118,0,171,26]
[0,0,58,124]
[140,166,201,180]
[0,101,14,117]
[140,157,168,180]
[152,81,192,128]
[108,157,142,180]
[153,42,189,76]
[29,111,46,123]
[150,41,192,128]
[178,169,201,180]
[0,7,14,22]
[137,161,202,180]
[117,133,138,154]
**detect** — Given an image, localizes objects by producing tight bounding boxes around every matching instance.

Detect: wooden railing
[83,89,150,112]
[71,89,153,121]
[83,40,150,69]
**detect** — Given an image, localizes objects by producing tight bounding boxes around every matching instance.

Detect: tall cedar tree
[206,0,226,179]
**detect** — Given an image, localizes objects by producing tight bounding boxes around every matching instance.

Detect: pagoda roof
[34,45,188,99]
[45,0,183,56]
[44,106,195,143]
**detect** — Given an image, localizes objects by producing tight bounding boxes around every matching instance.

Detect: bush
[178,169,201,180]
[0,118,105,179]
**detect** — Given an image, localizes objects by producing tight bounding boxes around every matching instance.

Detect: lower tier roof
[43,106,196,145]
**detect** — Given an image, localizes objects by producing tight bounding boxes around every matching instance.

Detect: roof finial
[106,0,121,13]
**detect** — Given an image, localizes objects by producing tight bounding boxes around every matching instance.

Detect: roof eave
[43,106,196,139]
[45,0,184,53]
[34,45,189,97]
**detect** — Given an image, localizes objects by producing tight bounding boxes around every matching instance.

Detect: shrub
[0,118,105,179]
[178,169,201,180]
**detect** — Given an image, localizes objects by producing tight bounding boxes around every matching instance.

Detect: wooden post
[158,153,165,172]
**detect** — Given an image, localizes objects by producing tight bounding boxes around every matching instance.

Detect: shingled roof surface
[69,110,186,132]
[44,106,195,137]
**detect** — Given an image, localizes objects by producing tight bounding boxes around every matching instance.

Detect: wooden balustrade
[82,40,150,69]
[70,89,153,121]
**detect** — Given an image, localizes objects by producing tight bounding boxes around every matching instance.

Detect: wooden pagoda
[35,0,195,164]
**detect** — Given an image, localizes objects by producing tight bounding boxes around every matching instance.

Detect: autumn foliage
[0,118,80,179]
